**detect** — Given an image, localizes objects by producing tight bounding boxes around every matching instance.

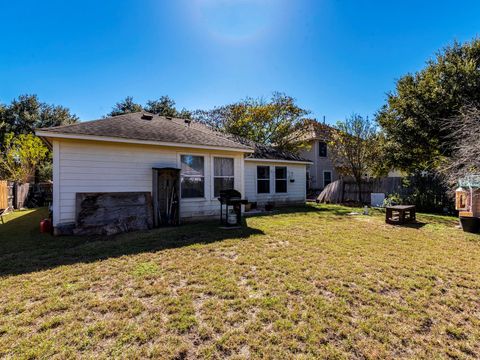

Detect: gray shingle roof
[39,112,252,151]
[39,112,310,162]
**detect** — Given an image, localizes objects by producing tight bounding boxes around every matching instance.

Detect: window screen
[181,155,205,198]
[257,166,270,194]
[275,166,287,193]
[318,141,327,157]
[214,157,234,197]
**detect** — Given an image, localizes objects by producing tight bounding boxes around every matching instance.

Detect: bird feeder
[456,176,480,217]
[456,175,480,233]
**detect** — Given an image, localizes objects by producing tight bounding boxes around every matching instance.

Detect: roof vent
[165,116,173,120]
[141,114,153,120]
[184,119,192,127]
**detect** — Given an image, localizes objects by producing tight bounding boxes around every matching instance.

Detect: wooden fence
[317,177,404,204]
[0,181,7,209]
[0,181,14,210]
[0,181,52,210]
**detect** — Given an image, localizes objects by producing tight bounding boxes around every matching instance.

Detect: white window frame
[179,153,207,200]
[212,156,235,199]
[323,170,332,188]
[256,165,270,194]
[275,166,288,193]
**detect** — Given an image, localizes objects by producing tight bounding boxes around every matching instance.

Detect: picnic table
[385,205,416,225]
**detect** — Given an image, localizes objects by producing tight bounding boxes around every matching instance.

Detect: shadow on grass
[0,208,264,277]
[245,204,355,219]
[385,221,427,229]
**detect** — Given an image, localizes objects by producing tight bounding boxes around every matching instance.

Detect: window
[318,141,327,157]
[257,166,270,193]
[323,171,332,188]
[180,155,204,198]
[213,157,234,197]
[275,166,287,193]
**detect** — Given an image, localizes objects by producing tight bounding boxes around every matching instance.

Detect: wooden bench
[386,205,416,225]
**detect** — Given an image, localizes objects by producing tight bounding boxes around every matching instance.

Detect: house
[298,121,338,191]
[36,112,311,233]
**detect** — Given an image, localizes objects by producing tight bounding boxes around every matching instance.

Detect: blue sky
[1,0,479,124]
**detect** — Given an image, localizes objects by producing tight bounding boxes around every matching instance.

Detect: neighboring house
[299,121,338,191]
[36,112,311,232]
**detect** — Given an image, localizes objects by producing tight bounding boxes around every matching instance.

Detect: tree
[377,38,480,172]
[145,96,191,118]
[194,92,310,152]
[0,133,49,183]
[0,94,78,145]
[108,96,143,117]
[108,95,192,118]
[441,105,480,184]
[0,95,78,182]
[328,114,379,203]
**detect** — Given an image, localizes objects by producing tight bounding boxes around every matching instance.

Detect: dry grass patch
[0,205,479,359]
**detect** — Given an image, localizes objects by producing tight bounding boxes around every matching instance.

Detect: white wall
[53,139,245,226]
[244,160,307,205]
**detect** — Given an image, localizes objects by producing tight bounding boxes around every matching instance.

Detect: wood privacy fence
[0,181,14,210]
[317,177,404,204]
[0,181,8,209]
[15,183,30,209]
[0,181,52,210]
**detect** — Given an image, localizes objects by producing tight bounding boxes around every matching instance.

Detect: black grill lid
[218,189,242,199]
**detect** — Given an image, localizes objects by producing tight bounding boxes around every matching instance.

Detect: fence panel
[0,181,7,209]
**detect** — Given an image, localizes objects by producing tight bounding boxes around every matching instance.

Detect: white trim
[52,140,60,226]
[178,153,208,200]
[211,155,235,199]
[245,158,312,165]
[35,131,254,153]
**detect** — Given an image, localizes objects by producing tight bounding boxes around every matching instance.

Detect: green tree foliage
[108,95,192,118]
[0,95,78,182]
[328,114,379,202]
[107,96,143,117]
[0,94,78,145]
[0,133,49,183]
[145,96,192,118]
[377,39,480,172]
[194,92,310,152]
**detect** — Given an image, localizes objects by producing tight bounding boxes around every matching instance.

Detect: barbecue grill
[218,189,248,227]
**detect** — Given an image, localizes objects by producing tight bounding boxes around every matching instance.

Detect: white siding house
[37,112,311,233]
[53,139,246,225]
[244,160,307,206]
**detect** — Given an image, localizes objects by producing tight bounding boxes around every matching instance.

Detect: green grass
[0,205,479,359]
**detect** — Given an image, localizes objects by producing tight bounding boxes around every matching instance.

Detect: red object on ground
[40,219,52,233]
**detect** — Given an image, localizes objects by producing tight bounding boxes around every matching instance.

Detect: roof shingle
[39,112,310,162]
[40,112,252,151]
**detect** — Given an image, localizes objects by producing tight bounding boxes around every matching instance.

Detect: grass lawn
[0,205,479,359]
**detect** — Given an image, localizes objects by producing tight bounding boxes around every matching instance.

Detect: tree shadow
[386,221,427,229]
[245,204,355,218]
[0,209,264,277]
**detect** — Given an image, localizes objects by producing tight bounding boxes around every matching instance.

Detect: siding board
[56,139,244,225]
